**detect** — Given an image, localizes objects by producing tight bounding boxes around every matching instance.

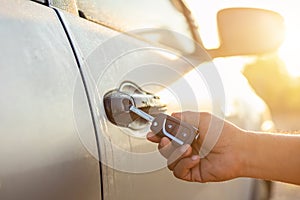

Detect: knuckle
[200,112,211,118]
[183,111,193,115]
[167,164,175,171]
[173,170,181,179]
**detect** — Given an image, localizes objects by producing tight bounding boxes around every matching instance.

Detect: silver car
[1,0,284,199]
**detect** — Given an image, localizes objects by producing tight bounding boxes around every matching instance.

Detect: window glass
[76,0,195,53]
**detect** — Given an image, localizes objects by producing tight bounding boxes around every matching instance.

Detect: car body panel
[0,1,101,199]
[57,8,256,200]
[0,0,272,199]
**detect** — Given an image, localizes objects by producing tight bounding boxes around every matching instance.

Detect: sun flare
[186,0,300,78]
[278,16,300,78]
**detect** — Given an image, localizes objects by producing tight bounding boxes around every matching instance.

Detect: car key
[130,106,199,146]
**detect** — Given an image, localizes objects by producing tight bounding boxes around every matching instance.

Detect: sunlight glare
[278,14,300,77]
[186,0,300,77]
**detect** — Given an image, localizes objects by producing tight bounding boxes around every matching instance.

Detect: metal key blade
[129,106,155,122]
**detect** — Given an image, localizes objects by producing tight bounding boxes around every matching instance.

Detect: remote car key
[130,106,199,146]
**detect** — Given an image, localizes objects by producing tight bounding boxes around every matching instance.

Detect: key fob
[150,113,198,146]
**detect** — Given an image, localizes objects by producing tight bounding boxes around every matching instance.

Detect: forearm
[240,131,300,184]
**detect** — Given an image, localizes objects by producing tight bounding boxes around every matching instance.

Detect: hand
[147,112,246,183]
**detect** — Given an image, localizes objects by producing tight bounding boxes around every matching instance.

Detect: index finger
[146,132,162,143]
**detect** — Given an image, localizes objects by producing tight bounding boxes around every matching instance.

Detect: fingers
[167,144,192,170]
[156,136,194,171]
[146,132,161,143]
[150,135,193,170]
[158,137,173,158]
[146,133,177,159]
[173,155,202,182]
[150,130,203,183]
[146,111,214,183]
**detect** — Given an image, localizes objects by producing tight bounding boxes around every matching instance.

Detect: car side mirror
[207,8,285,58]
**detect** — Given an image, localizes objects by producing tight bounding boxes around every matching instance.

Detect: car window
[76,0,195,54]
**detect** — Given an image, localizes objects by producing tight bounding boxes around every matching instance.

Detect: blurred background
[187,0,300,118]
[186,0,300,199]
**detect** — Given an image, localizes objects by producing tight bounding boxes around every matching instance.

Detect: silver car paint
[57,8,255,200]
[0,1,101,199]
[0,0,270,199]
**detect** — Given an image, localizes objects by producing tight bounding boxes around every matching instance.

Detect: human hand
[147,112,246,183]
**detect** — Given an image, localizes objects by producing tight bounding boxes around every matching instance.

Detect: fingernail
[191,155,200,161]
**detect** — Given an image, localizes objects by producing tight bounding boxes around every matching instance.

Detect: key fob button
[153,121,159,127]
[150,113,198,145]
[177,127,190,141]
[165,120,178,134]
[167,124,173,129]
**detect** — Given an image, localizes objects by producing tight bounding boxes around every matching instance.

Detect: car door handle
[103,81,166,128]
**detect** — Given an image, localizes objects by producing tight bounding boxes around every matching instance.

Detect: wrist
[237,131,271,179]
[236,130,258,178]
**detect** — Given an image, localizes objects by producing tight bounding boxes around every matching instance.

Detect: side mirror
[207,8,285,58]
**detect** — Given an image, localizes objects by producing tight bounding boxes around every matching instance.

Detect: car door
[51,1,263,200]
[0,1,101,199]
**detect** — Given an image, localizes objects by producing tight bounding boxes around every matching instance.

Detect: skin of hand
[147,111,300,185]
[147,111,246,183]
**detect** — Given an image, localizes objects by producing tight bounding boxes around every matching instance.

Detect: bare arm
[147,112,300,185]
[241,131,300,184]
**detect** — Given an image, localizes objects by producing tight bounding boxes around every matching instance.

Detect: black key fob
[150,113,198,146]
